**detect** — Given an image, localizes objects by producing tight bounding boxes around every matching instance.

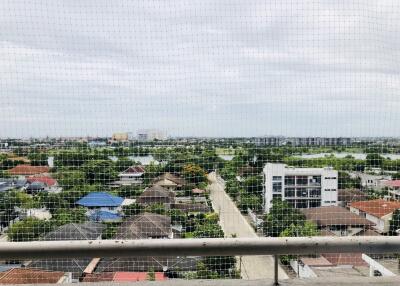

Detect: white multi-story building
[137,129,166,141]
[263,163,338,213]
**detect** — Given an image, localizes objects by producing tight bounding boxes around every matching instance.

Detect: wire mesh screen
[1,0,400,283]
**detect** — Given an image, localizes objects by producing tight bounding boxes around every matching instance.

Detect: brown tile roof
[136,185,175,204]
[152,173,186,186]
[300,206,374,227]
[350,199,400,218]
[8,165,50,176]
[322,253,368,267]
[0,268,65,284]
[115,213,171,239]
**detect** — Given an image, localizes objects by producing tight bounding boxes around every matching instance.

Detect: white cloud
[0,0,400,137]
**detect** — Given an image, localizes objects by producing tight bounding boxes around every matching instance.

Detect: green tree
[168,209,187,226]
[122,203,144,217]
[238,195,262,212]
[242,175,263,195]
[55,169,86,189]
[389,209,400,236]
[263,200,306,237]
[366,153,384,168]
[28,153,48,166]
[145,203,166,215]
[83,160,117,184]
[8,218,53,242]
[182,163,207,184]
[114,157,135,172]
[193,224,224,238]
[52,208,87,226]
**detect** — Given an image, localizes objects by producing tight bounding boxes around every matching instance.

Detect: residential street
[207,172,288,280]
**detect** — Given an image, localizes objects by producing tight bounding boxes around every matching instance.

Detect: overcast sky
[1,0,400,138]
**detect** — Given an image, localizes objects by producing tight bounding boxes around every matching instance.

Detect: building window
[273,182,282,192]
[285,176,295,185]
[296,176,308,185]
[284,188,295,197]
[273,176,282,181]
[309,189,321,197]
[309,200,321,208]
[296,189,308,198]
[296,200,308,208]
[310,176,321,184]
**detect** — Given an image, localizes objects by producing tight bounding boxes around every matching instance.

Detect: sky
[1,0,400,138]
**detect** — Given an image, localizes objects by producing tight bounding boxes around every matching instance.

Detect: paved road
[207,172,288,280]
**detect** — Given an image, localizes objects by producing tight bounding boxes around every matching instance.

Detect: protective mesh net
[1,0,400,283]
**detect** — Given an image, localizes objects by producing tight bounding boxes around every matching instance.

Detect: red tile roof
[113,272,166,282]
[83,272,166,282]
[0,268,65,284]
[384,180,400,188]
[27,176,57,187]
[350,199,400,218]
[8,165,50,176]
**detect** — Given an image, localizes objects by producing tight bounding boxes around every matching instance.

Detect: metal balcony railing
[1,236,399,285]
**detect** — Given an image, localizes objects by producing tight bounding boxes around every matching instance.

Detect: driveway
[207,172,288,280]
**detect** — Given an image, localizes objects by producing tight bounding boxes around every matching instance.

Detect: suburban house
[263,163,338,212]
[348,172,391,190]
[42,222,105,241]
[0,268,70,284]
[136,185,175,205]
[76,192,124,215]
[117,165,145,185]
[115,213,173,239]
[152,173,186,191]
[384,180,400,200]
[26,176,60,193]
[337,189,368,208]
[350,199,400,233]
[300,206,374,236]
[8,165,50,177]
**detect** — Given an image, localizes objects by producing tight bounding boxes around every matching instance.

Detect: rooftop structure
[76,192,124,208]
[115,213,172,239]
[42,222,105,241]
[8,165,50,176]
[0,268,68,284]
[137,185,176,205]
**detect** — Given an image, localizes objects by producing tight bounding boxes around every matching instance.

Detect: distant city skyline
[1,1,400,138]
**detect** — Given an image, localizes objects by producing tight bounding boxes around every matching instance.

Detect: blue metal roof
[89,210,122,222]
[76,192,124,207]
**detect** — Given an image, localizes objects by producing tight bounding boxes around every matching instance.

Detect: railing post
[274,254,279,286]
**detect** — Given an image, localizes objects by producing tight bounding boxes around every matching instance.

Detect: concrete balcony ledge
[10,277,400,286]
